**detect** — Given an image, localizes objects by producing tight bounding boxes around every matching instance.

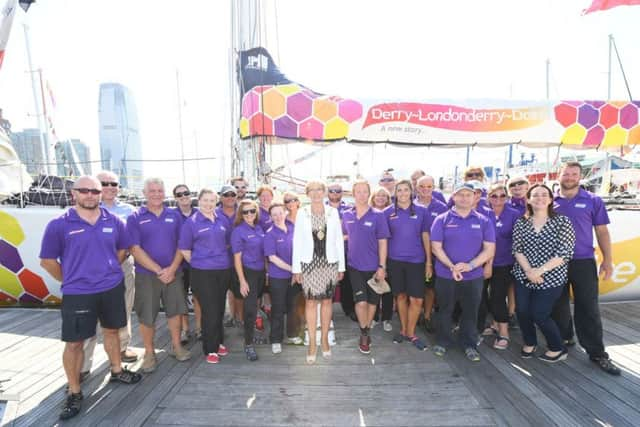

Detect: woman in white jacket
[292,181,345,364]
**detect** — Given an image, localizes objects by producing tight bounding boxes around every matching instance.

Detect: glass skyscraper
[98,83,143,193]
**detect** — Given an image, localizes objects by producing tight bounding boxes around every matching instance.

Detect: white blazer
[292,205,345,274]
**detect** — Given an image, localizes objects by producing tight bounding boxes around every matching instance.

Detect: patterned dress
[301,211,339,300]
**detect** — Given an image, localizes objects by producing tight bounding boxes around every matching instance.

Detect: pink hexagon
[249,113,273,135]
[599,104,619,129]
[620,103,639,129]
[338,99,363,123]
[274,115,298,138]
[299,117,324,139]
[554,103,578,127]
[584,125,605,146]
[242,91,261,118]
[286,92,313,122]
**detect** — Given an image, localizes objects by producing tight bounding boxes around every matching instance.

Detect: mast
[545,58,550,181]
[176,69,186,184]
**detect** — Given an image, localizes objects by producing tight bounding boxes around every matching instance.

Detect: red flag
[0,0,18,71]
[583,0,640,14]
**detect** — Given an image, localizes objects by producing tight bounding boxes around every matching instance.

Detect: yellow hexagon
[313,98,338,122]
[601,125,628,147]
[324,117,349,139]
[262,88,286,118]
[0,211,25,246]
[0,267,24,298]
[239,118,250,138]
[275,84,302,96]
[561,123,587,145]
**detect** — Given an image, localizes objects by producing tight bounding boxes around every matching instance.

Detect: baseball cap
[452,182,476,195]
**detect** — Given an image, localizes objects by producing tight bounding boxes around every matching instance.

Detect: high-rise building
[10,128,44,176]
[98,83,143,193]
[54,139,92,177]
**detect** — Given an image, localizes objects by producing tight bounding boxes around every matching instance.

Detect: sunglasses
[509,180,528,188]
[328,189,342,194]
[465,172,483,178]
[100,181,119,187]
[490,194,507,199]
[174,191,190,198]
[235,185,248,190]
[222,192,237,198]
[74,188,101,195]
[380,178,394,183]
[284,198,299,204]
[242,209,257,215]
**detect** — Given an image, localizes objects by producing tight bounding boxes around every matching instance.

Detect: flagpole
[545,58,550,182]
[176,69,186,185]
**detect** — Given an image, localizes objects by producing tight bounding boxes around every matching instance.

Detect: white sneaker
[286,336,303,345]
[272,343,282,354]
[370,320,378,329]
[383,320,392,332]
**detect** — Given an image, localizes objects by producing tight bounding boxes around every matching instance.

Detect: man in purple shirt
[507,175,529,216]
[551,162,620,375]
[128,177,191,374]
[39,176,141,420]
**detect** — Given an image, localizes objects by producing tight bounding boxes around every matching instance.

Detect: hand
[483,264,493,280]
[425,264,433,280]
[599,260,614,281]
[452,269,464,281]
[157,268,176,285]
[375,267,386,282]
[526,269,543,285]
[453,262,469,273]
[337,272,344,281]
[240,280,250,297]
[293,273,303,284]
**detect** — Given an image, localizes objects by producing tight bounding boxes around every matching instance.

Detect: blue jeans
[515,281,564,352]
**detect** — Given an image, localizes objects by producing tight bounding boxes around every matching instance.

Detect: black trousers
[270,277,301,343]
[374,292,393,321]
[286,283,304,338]
[551,258,607,359]
[241,267,265,346]
[190,268,230,355]
[339,271,355,315]
[436,277,483,349]
[481,265,513,326]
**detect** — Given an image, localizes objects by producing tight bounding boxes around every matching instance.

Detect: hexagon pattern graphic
[0,211,58,305]
[554,101,640,147]
[240,83,363,140]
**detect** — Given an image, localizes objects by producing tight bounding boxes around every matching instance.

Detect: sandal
[493,336,510,350]
[109,368,142,384]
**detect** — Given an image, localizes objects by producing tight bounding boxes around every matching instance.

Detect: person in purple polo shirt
[128,177,191,374]
[447,166,489,210]
[430,182,496,362]
[385,179,431,351]
[231,199,266,361]
[411,169,447,205]
[40,176,141,420]
[343,180,390,354]
[379,170,396,202]
[256,185,275,232]
[368,186,393,331]
[414,175,448,334]
[179,189,231,365]
[217,184,243,329]
[507,176,529,216]
[551,162,621,375]
[263,203,296,354]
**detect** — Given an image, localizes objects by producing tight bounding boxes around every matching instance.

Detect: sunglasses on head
[222,192,237,198]
[100,181,119,187]
[242,208,257,215]
[284,198,299,203]
[328,189,342,194]
[465,172,483,178]
[490,194,507,199]
[509,180,527,188]
[380,177,394,183]
[75,188,101,195]
[174,191,190,198]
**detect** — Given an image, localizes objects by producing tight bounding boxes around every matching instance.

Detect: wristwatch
[378,264,385,270]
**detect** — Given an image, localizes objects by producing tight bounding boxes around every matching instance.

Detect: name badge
[346,220,355,224]
[410,215,418,219]
[431,212,438,217]
[364,221,373,227]
[68,228,85,236]
[248,234,255,238]
[575,203,586,208]
[165,218,174,223]
[277,239,284,243]
[471,224,481,229]
[102,227,113,233]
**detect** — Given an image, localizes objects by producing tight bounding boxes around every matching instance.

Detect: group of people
[39,162,621,421]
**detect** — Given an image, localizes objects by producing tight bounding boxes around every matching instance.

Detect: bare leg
[366,303,377,326]
[140,323,155,355]
[354,301,369,328]
[168,315,183,350]
[320,298,333,352]
[63,341,84,394]
[508,285,516,317]
[305,299,318,356]
[396,293,409,335]
[234,297,244,322]
[102,327,123,373]
[407,297,424,337]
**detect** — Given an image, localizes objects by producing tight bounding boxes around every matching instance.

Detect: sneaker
[393,333,408,344]
[109,368,142,384]
[255,317,264,331]
[141,352,157,373]
[223,316,235,328]
[465,347,481,362]
[591,357,621,376]
[408,336,427,351]
[245,345,258,361]
[383,320,392,332]
[359,334,371,355]
[205,353,220,364]
[432,345,447,357]
[272,343,282,354]
[180,330,190,344]
[262,305,272,318]
[287,336,304,345]
[538,349,568,363]
[59,392,83,420]
[217,344,229,357]
[370,320,378,329]
[169,346,192,362]
[121,350,139,363]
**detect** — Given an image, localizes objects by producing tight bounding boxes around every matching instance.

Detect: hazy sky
[1,0,638,190]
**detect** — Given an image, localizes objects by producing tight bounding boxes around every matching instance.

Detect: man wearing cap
[40,176,142,420]
[507,176,529,216]
[379,170,396,201]
[551,162,620,375]
[80,171,138,383]
[430,182,496,362]
[128,177,191,374]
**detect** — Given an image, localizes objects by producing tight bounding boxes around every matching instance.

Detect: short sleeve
[263,231,276,257]
[512,218,526,254]
[592,196,610,226]
[231,228,244,255]
[555,216,576,262]
[430,215,444,242]
[39,219,63,260]
[115,217,130,250]
[482,216,496,243]
[178,221,194,250]
[375,213,391,239]
[126,213,141,246]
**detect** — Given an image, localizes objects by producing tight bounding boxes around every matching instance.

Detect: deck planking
[0,302,640,426]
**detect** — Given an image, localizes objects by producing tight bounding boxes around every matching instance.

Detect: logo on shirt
[68,228,85,236]
[277,238,284,243]
[496,221,503,228]
[139,219,152,225]
[198,227,210,233]
[471,224,481,229]
[575,203,587,208]
[165,218,175,223]
[364,221,373,227]
[431,212,438,217]
[102,227,113,233]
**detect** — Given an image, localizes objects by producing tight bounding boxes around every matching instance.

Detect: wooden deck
[2,302,640,426]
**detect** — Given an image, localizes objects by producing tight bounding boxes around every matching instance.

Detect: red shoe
[205,353,219,364]
[255,317,264,331]
[262,305,272,318]
[359,334,371,354]
[218,344,229,357]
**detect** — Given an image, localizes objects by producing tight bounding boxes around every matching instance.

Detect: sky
[0,0,638,191]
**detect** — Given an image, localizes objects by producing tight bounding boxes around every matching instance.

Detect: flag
[18,0,34,13]
[583,0,640,14]
[0,0,18,71]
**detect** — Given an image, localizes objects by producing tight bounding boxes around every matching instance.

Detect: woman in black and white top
[512,184,575,363]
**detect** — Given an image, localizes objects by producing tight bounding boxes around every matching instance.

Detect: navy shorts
[61,281,126,342]
[348,267,381,305]
[387,259,426,299]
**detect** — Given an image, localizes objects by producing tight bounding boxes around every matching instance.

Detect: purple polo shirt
[127,206,184,275]
[433,190,447,204]
[263,223,294,279]
[176,206,198,221]
[215,206,237,241]
[509,197,527,216]
[342,208,390,271]
[418,198,448,231]
[492,206,520,266]
[430,209,496,280]
[178,211,231,270]
[554,188,609,259]
[258,207,273,232]
[39,208,129,295]
[327,200,353,219]
[385,204,430,263]
[231,221,265,271]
